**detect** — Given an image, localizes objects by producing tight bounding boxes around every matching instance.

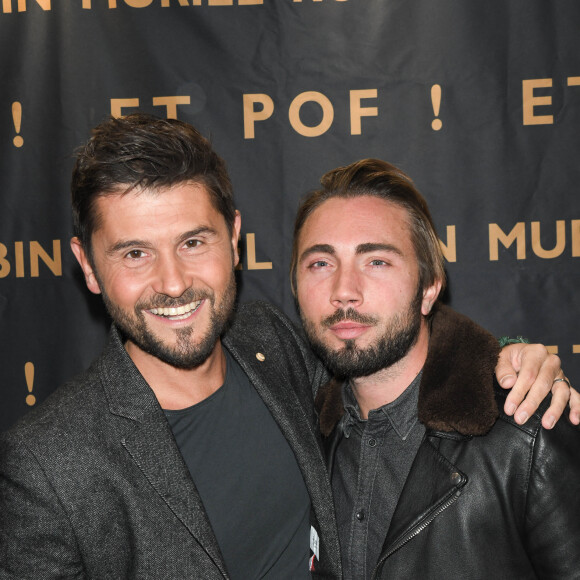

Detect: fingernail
[546,416,556,429]
[506,402,516,416]
[516,411,528,424]
[499,374,515,387]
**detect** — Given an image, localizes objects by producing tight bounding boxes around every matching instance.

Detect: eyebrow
[175,227,218,245]
[106,227,218,256]
[356,243,403,257]
[298,244,335,263]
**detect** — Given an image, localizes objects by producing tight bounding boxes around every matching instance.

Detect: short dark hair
[291,158,446,297]
[71,113,236,259]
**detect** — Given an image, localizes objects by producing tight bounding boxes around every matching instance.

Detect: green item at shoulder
[498,336,530,348]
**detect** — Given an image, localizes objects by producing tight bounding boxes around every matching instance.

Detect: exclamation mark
[431,85,442,131]
[12,102,24,147]
[25,362,36,406]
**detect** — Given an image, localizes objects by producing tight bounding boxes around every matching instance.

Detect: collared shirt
[331,372,425,580]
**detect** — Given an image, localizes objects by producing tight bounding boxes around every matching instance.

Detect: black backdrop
[1,0,579,430]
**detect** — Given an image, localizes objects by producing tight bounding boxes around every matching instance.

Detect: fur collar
[315,304,501,437]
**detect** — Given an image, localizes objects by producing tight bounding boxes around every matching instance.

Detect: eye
[126,249,145,260]
[184,239,202,249]
[370,259,387,266]
[309,260,329,269]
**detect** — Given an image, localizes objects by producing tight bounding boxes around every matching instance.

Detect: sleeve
[524,418,580,578]
[0,432,85,579]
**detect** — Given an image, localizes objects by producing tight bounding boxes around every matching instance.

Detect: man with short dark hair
[0,114,340,579]
[0,117,573,579]
[292,158,580,579]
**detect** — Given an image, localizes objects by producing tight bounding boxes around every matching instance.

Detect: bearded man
[292,158,580,579]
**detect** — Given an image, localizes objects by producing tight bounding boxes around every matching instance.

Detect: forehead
[92,182,225,238]
[299,196,413,251]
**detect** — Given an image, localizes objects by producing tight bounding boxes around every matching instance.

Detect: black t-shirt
[164,348,311,579]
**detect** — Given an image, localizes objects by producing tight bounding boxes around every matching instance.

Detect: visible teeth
[149,300,202,318]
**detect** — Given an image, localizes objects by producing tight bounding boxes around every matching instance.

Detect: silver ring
[553,377,571,389]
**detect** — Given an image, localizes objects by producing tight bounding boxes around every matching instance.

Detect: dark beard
[301,286,423,379]
[101,272,236,370]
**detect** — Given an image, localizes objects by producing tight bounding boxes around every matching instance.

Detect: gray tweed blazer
[0,302,341,579]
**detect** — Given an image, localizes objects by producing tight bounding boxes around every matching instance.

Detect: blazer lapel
[223,335,338,558]
[121,421,227,577]
[98,327,228,578]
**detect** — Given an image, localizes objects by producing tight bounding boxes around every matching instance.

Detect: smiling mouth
[148,300,203,320]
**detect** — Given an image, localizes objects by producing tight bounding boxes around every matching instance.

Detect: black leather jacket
[316,305,580,579]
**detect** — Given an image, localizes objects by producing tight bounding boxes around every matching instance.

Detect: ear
[70,237,102,295]
[231,210,242,268]
[421,279,442,316]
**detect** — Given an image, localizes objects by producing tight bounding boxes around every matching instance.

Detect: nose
[330,263,363,309]
[151,254,191,298]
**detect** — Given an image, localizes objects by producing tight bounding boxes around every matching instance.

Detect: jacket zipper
[371,489,462,579]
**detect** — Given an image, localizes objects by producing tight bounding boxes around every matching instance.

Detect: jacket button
[368,438,377,447]
[450,471,462,485]
[256,352,266,362]
[356,510,365,521]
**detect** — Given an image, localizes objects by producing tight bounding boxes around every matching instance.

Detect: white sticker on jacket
[310,526,320,560]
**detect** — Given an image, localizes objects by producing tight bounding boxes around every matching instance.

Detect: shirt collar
[341,370,422,441]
